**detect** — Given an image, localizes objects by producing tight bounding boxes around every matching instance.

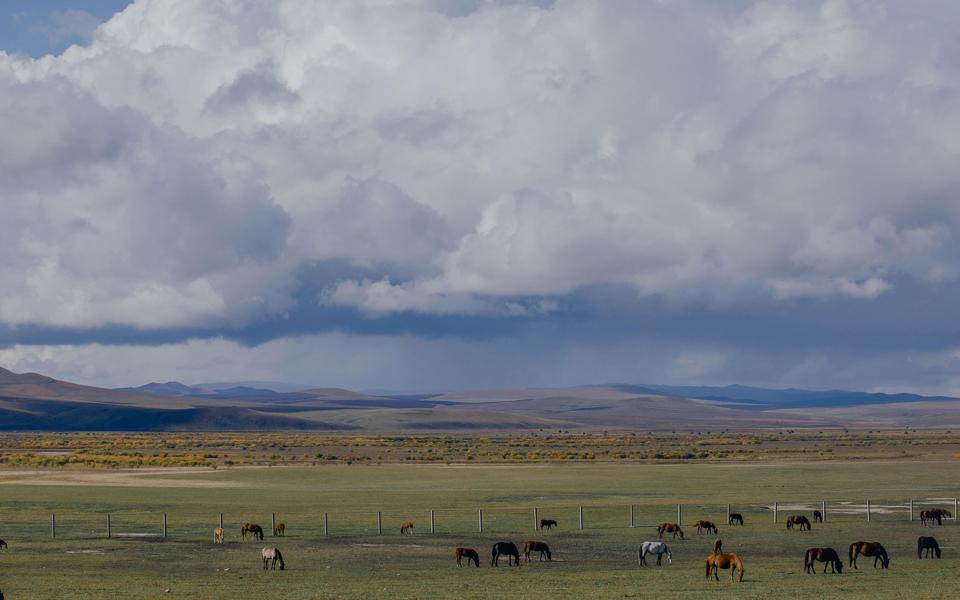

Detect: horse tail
[638,547,642,567]
[918,537,923,559]
[491,544,498,566]
[275,548,285,570]
[848,543,856,566]
[881,547,889,568]
[803,549,810,571]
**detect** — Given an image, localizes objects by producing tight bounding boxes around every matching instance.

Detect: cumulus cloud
[2,0,960,332]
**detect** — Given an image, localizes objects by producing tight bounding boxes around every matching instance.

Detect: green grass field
[2,461,960,598]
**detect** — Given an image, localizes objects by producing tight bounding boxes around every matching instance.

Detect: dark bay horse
[920,509,951,526]
[242,523,264,541]
[705,552,744,582]
[728,513,744,526]
[539,519,558,530]
[657,523,684,539]
[813,510,823,523]
[786,515,811,531]
[695,520,718,535]
[491,542,521,566]
[849,541,889,569]
[804,547,843,574]
[918,536,941,559]
[523,541,552,562]
[455,547,480,567]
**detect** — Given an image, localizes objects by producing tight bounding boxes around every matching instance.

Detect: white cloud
[2,0,960,328]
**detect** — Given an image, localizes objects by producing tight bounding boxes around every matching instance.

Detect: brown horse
[728,513,744,526]
[804,547,843,574]
[658,523,684,539]
[695,520,718,535]
[491,541,521,567]
[523,541,552,562]
[918,536,941,559]
[273,522,285,537]
[786,515,811,531]
[455,547,480,567]
[213,527,224,544]
[813,510,823,523]
[705,552,744,582]
[539,519,558,530]
[849,541,889,569]
[713,538,722,554]
[242,523,264,541]
[400,520,415,535]
[920,508,951,526]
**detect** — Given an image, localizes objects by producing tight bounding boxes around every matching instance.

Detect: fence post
[107,514,112,538]
[219,513,223,530]
[377,511,382,535]
[630,504,635,528]
[534,507,539,531]
[866,500,871,522]
[954,498,957,519]
[478,509,483,533]
[677,503,682,525]
[430,509,435,534]
[162,512,167,539]
[323,511,329,536]
[909,500,913,521]
[822,500,826,523]
[579,506,584,530]
[272,512,276,536]
[773,502,778,523]
[51,513,56,539]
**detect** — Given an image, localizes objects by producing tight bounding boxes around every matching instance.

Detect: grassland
[1,460,960,598]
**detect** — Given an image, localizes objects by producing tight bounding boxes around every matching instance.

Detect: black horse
[491,542,521,567]
[918,536,942,559]
[813,510,823,523]
[539,519,558,530]
[728,513,744,526]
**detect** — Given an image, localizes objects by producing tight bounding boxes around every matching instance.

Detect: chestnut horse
[523,541,552,562]
[705,552,744,582]
[539,519,558,530]
[728,513,744,526]
[786,515,811,531]
[658,523,684,539]
[455,547,480,567]
[849,541,889,569]
[213,527,224,544]
[273,522,285,537]
[918,536,941,559]
[242,523,264,541]
[491,542,521,566]
[695,520,718,535]
[804,547,843,574]
[400,521,415,535]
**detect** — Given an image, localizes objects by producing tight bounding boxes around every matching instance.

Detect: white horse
[261,547,285,570]
[638,541,672,566]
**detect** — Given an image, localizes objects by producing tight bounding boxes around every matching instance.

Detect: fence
[2,497,957,541]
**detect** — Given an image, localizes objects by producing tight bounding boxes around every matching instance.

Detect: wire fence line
[4,498,957,541]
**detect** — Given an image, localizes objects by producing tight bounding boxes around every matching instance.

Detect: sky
[3,0,960,393]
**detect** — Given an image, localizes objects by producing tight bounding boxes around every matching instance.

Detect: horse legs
[656,553,662,567]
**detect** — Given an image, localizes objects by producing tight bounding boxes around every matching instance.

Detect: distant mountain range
[1,366,958,431]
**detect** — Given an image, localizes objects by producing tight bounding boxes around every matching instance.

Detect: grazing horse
[638,541,672,567]
[695,520,718,535]
[261,547,285,570]
[918,536,941,559]
[804,547,843,574]
[713,538,722,554]
[0,539,7,550]
[455,547,480,567]
[273,522,285,537]
[849,541,889,569]
[705,552,744,582]
[242,523,264,541]
[523,541,552,562]
[400,520,415,535]
[213,527,224,544]
[786,515,811,531]
[728,513,744,526]
[539,519,558,530]
[813,510,823,523]
[920,509,951,526]
[491,542,521,567]
[657,523,684,539]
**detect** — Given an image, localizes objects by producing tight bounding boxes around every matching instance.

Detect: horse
[0,539,7,550]
[400,520,415,535]
[849,541,889,569]
[638,541,672,566]
[455,547,480,567]
[813,510,823,523]
[261,547,285,570]
[786,515,811,531]
[695,520,718,535]
[920,508,951,526]
[728,513,744,526]
[657,523,684,539]
[491,541,521,567]
[539,519,558,530]
[523,541,552,562]
[705,552,744,582]
[804,547,843,574]
[713,538,722,554]
[213,527,224,544]
[918,536,941,559]
[242,523,264,541]
[273,522,285,537]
